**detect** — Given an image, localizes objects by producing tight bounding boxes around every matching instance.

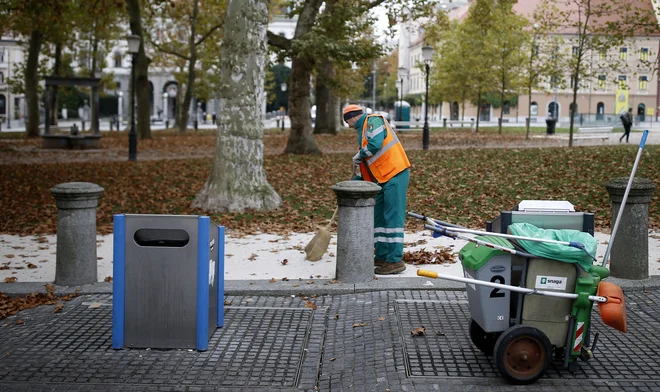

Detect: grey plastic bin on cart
[112,214,225,351]
[460,236,514,333]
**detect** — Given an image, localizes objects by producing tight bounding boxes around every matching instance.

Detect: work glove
[352,151,362,166]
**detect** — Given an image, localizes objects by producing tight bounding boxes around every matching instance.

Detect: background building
[398,0,660,126]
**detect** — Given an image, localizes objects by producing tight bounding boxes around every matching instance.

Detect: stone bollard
[605,177,656,280]
[331,180,382,283]
[51,182,105,286]
[443,118,447,130]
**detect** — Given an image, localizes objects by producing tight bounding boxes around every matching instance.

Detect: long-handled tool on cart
[602,129,649,269]
[407,212,597,261]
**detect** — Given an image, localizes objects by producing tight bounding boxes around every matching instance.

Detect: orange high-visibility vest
[359,114,411,184]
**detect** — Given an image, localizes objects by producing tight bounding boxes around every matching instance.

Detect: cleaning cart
[408,214,626,385]
[406,130,647,384]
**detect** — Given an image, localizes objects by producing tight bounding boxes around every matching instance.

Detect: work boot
[374,259,386,267]
[375,261,406,275]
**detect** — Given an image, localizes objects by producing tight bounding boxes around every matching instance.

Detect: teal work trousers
[374,169,410,263]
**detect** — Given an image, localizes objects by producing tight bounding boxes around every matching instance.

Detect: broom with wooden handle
[305,166,357,261]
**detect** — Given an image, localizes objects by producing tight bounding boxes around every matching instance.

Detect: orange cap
[343,104,363,115]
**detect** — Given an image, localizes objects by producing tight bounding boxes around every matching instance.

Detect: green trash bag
[508,223,597,272]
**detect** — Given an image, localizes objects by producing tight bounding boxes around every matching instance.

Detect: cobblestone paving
[0,291,659,391]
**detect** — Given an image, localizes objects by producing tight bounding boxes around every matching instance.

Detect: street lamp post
[397,66,408,126]
[126,34,141,161]
[280,82,287,132]
[162,92,168,129]
[118,91,123,130]
[421,46,434,150]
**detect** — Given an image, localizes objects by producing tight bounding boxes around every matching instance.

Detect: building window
[0,72,3,84]
[532,45,539,57]
[551,46,559,61]
[599,50,606,60]
[572,46,579,57]
[598,74,606,90]
[0,94,6,115]
[640,47,649,61]
[639,76,648,90]
[0,49,4,63]
[618,75,627,89]
[619,47,628,60]
[114,52,122,68]
[503,101,510,115]
[551,75,558,87]
[570,75,576,90]
[530,101,538,116]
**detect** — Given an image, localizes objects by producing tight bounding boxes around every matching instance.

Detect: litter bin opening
[134,229,190,247]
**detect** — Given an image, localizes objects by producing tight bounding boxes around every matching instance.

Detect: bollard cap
[331,181,382,200]
[604,177,655,204]
[50,182,105,209]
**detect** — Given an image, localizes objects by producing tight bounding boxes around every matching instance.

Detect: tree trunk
[177,0,199,133]
[526,82,532,140]
[126,0,152,139]
[313,58,338,135]
[25,30,43,138]
[49,43,62,126]
[192,0,281,212]
[283,0,323,154]
[475,90,481,133]
[498,85,505,134]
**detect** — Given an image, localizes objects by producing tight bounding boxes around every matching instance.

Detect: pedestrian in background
[619,108,633,143]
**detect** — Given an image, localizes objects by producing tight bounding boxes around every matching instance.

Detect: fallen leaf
[27,263,37,269]
[378,316,385,321]
[88,302,102,309]
[248,253,258,261]
[353,322,367,328]
[16,319,23,325]
[282,277,289,281]
[223,300,232,306]
[436,331,446,336]
[292,284,300,287]
[329,279,339,284]
[304,301,317,310]
[411,326,426,336]
[307,280,314,284]
[4,254,15,259]
[269,278,277,283]
[334,314,339,320]
[3,277,17,283]
[104,276,113,282]
[53,303,64,313]
[330,357,336,361]
[11,246,25,250]
[281,259,288,265]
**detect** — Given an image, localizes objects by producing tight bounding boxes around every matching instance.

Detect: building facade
[398,0,660,126]
[0,38,26,129]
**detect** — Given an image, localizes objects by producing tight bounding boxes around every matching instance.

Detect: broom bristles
[305,227,331,261]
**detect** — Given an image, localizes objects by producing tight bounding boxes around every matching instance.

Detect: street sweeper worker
[343,104,411,275]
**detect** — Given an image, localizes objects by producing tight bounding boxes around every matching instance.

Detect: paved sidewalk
[1,290,660,391]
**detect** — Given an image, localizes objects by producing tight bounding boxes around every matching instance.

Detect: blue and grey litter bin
[112,214,225,351]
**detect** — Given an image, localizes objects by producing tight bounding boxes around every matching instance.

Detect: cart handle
[417,269,609,303]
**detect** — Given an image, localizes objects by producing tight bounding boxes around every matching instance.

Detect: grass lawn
[0,133,657,236]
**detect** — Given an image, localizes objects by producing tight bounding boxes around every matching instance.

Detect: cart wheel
[493,325,552,385]
[469,319,499,355]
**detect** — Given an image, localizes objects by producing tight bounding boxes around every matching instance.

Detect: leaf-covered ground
[0,130,657,236]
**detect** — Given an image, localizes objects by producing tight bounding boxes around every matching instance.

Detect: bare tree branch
[195,22,223,46]
[267,30,292,51]
[151,40,190,61]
